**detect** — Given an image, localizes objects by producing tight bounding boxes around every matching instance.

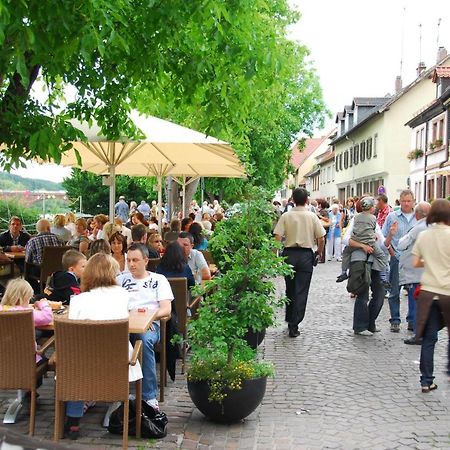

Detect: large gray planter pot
[187,376,267,423]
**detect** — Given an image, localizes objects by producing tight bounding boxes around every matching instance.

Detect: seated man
[116,243,172,411]
[0,216,31,273]
[25,219,62,265]
[177,232,211,284]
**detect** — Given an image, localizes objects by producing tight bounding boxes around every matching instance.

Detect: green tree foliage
[0,0,322,173]
[0,198,40,231]
[62,169,152,215]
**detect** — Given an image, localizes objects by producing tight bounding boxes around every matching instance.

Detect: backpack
[108,399,168,439]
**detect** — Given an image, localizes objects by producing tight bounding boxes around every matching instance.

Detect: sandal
[421,383,438,393]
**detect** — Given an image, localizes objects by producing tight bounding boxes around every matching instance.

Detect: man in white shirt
[116,243,173,410]
[177,232,211,283]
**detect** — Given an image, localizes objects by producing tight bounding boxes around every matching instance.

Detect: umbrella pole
[182,176,186,218]
[158,176,163,233]
[109,165,116,223]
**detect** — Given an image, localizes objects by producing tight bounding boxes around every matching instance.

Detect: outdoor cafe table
[3,308,157,426]
[38,307,157,334]
[4,252,25,260]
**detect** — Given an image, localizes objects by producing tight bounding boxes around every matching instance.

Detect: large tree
[0,1,309,164]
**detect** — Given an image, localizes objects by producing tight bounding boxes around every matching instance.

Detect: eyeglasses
[153,240,162,243]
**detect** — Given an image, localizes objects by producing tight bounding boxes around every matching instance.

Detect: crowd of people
[0,195,226,439]
[274,188,450,393]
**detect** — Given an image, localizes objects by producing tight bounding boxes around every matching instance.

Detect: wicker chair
[53,318,142,449]
[0,310,54,435]
[25,246,71,293]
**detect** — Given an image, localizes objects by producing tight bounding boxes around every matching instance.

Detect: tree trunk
[168,177,200,218]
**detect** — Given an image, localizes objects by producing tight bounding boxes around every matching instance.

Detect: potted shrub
[407,149,424,161]
[186,187,291,423]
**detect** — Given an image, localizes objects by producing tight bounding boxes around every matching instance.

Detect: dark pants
[353,269,385,332]
[420,301,450,386]
[283,248,314,330]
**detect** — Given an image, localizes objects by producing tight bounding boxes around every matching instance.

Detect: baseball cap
[360,197,375,211]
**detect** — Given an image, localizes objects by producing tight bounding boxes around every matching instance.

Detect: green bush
[0,198,40,232]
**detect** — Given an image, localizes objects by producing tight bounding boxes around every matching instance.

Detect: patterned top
[376,205,392,228]
[25,232,63,264]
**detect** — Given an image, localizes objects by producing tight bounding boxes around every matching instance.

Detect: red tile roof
[432,67,450,82]
[291,137,327,168]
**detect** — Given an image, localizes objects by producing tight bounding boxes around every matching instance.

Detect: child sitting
[336,197,389,284]
[0,278,53,368]
[44,250,87,305]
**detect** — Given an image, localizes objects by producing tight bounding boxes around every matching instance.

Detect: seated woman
[65,253,142,439]
[68,218,90,254]
[88,238,111,258]
[0,278,53,366]
[147,233,164,258]
[51,214,72,243]
[156,241,195,288]
[109,231,128,272]
[189,222,208,250]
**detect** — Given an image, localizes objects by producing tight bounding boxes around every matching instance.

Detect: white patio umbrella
[54,111,246,227]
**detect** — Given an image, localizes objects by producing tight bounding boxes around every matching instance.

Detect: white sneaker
[354,330,373,336]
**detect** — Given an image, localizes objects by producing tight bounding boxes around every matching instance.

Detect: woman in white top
[412,199,450,393]
[65,253,141,439]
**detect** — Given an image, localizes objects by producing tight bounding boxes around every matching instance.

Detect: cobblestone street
[1,260,450,449]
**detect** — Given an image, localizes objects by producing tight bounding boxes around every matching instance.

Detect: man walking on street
[382,189,417,332]
[397,201,431,343]
[274,188,326,337]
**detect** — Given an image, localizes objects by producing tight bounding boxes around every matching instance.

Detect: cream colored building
[331,53,450,203]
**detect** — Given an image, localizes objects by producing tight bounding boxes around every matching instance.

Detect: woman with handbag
[412,198,450,393]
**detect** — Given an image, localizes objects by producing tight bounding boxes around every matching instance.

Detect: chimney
[416,61,426,77]
[395,76,402,93]
[437,46,448,63]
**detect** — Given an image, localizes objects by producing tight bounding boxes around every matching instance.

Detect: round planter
[243,328,266,349]
[187,376,267,423]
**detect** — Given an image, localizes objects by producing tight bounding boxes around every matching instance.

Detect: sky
[11,0,450,182]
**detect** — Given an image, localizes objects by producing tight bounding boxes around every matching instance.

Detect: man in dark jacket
[0,216,31,272]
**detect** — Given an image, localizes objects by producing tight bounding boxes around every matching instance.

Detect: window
[335,155,339,172]
[354,144,359,164]
[356,183,362,196]
[327,166,331,183]
[373,133,378,157]
[363,181,369,193]
[349,146,353,167]
[344,150,348,169]
[360,141,366,162]
[340,154,343,171]
[366,138,372,159]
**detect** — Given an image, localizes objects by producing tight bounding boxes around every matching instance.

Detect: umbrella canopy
[55,111,246,224]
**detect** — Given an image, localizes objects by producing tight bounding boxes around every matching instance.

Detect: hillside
[0,172,63,191]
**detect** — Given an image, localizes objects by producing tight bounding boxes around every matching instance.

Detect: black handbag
[108,399,168,439]
[347,257,371,295]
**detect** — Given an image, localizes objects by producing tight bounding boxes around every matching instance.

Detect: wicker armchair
[53,318,142,449]
[0,310,54,435]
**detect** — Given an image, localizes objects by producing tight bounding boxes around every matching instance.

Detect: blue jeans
[406,283,419,332]
[130,323,160,401]
[420,302,440,386]
[388,256,401,324]
[66,401,84,418]
[353,269,385,332]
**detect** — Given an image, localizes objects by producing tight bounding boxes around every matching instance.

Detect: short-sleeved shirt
[188,249,208,284]
[273,206,326,249]
[412,224,450,296]
[116,271,174,323]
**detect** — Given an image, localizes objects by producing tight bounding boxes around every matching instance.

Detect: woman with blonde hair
[147,232,164,258]
[0,278,53,363]
[102,221,120,241]
[51,214,72,243]
[65,253,142,439]
[65,212,77,236]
